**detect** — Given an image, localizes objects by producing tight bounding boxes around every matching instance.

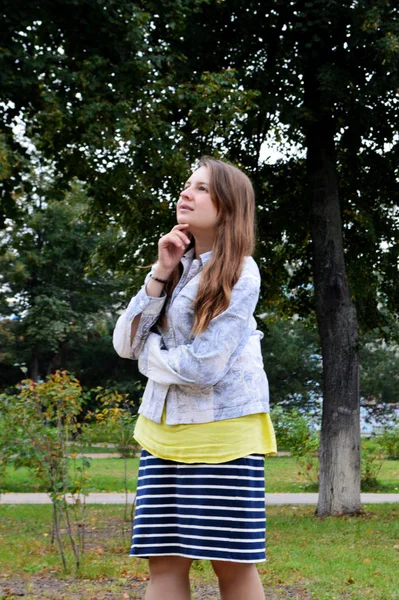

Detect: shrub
[378,425,399,460]
[4,371,90,571]
[83,419,121,445]
[86,388,139,531]
[361,441,385,490]
[270,406,320,485]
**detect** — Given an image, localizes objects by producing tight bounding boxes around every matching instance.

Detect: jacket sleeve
[138,267,261,386]
[112,272,167,360]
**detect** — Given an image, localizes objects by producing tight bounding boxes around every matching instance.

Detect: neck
[193,235,215,259]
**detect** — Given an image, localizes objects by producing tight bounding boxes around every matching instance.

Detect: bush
[270,406,320,484]
[83,420,121,445]
[361,442,385,490]
[378,425,399,460]
[1,371,90,571]
[85,389,139,458]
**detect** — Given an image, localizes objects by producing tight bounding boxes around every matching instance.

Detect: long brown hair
[163,156,255,334]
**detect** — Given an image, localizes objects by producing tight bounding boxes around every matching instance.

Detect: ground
[0,510,312,599]
[0,577,312,599]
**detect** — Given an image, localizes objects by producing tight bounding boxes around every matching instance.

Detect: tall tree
[0,177,126,383]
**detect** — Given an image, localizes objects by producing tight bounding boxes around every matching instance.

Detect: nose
[180,186,192,200]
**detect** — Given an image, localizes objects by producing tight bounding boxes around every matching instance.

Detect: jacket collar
[182,247,212,266]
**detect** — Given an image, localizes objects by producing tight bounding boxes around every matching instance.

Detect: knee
[149,556,193,578]
[212,560,257,583]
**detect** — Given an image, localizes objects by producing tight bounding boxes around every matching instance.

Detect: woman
[113,156,276,600]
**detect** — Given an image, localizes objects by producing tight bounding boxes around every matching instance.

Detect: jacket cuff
[125,286,166,320]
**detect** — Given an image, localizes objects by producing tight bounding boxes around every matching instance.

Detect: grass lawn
[2,455,399,494]
[0,504,398,599]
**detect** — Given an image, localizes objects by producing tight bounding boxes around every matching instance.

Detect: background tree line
[1,179,398,409]
[1,0,399,515]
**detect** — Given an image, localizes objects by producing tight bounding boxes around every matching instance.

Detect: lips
[178,203,193,211]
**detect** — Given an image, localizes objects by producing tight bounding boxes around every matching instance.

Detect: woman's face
[176,166,219,235]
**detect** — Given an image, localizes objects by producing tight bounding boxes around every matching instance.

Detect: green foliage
[0,401,15,493]
[9,370,89,489]
[83,421,122,446]
[90,387,140,527]
[271,406,320,485]
[2,370,91,571]
[361,442,385,490]
[1,0,398,327]
[378,425,399,460]
[262,316,322,409]
[0,178,129,384]
[270,406,397,490]
[271,406,318,456]
[0,0,153,224]
[87,387,140,459]
[359,333,399,404]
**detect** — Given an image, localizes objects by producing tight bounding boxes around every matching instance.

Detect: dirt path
[0,577,312,599]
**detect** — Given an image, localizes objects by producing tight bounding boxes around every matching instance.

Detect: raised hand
[155,224,191,278]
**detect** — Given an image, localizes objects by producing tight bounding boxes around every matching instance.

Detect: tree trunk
[30,352,39,382]
[307,115,361,516]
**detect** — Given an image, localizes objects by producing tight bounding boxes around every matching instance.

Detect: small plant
[361,441,385,490]
[0,398,15,495]
[270,406,320,485]
[87,387,139,544]
[6,371,91,572]
[378,424,399,460]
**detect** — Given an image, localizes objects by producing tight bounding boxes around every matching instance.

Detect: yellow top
[134,410,277,464]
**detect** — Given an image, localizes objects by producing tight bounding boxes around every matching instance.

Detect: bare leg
[145,556,193,600]
[211,561,265,600]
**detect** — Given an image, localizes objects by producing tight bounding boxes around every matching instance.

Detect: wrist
[153,264,173,281]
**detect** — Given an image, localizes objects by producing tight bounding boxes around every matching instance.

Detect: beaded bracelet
[149,273,168,284]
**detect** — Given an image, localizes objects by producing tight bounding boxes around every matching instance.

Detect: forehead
[187,165,209,183]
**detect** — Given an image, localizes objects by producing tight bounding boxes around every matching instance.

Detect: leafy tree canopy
[0,174,139,391]
[2,0,398,334]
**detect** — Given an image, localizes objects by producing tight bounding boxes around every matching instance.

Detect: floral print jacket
[113,248,269,425]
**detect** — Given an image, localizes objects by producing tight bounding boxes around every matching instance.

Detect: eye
[199,185,208,192]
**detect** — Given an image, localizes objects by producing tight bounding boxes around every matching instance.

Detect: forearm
[113,282,166,359]
[139,322,253,387]
[138,271,260,385]
[129,267,170,345]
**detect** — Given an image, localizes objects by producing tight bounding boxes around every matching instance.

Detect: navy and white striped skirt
[130,449,266,563]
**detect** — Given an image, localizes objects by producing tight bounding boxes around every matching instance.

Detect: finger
[171,224,190,235]
[173,230,191,246]
[160,232,187,250]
